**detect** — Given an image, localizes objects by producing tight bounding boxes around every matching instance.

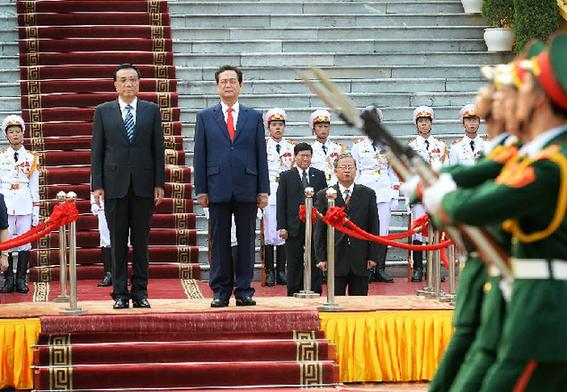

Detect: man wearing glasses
[314,153,382,296]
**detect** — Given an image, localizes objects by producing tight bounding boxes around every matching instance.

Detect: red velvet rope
[0,201,79,251]
[298,205,452,251]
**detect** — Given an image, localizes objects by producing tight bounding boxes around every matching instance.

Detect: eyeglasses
[337,165,355,170]
[219,78,239,86]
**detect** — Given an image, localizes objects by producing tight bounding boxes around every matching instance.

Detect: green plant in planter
[513,0,560,52]
[481,0,514,28]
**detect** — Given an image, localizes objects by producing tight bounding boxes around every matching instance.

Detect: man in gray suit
[91,63,165,309]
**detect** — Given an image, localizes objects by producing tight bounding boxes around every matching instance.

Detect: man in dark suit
[194,65,269,308]
[314,153,381,296]
[277,143,327,296]
[91,63,165,309]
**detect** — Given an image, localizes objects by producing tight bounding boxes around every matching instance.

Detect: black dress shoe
[265,270,275,286]
[411,268,423,282]
[210,298,229,308]
[276,271,287,285]
[376,269,394,283]
[235,296,256,306]
[132,298,151,308]
[113,298,129,309]
[97,273,112,287]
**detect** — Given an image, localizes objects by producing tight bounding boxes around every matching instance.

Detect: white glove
[499,277,513,302]
[203,207,209,220]
[32,206,39,226]
[400,175,420,199]
[256,208,264,220]
[422,173,457,215]
[90,203,100,215]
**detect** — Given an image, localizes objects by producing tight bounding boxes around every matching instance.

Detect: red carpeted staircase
[32,311,340,390]
[15,0,200,297]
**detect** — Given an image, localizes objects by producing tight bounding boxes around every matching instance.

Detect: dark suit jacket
[314,183,381,277]
[90,99,165,198]
[276,167,327,238]
[193,103,269,203]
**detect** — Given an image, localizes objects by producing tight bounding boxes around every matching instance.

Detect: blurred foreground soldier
[423,34,567,391]
[0,115,40,294]
[407,106,447,282]
[262,108,294,286]
[310,109,345,185]
[351,107,398,283]
[314,153,381,295]
[277,143,327,296]
[448,104,485,166]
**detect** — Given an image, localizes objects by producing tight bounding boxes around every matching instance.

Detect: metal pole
[440,243,457,303]
[416,226,434,296]
[53,191,69,303]
[296,187,319,298]
[431,230,442,298]
[318,188,341,311]
[62,192,86,315]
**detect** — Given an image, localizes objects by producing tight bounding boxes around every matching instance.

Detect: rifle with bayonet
[297,67,513,280]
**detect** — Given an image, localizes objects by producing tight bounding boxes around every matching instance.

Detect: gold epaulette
[481,134,488,140]
[353,137,365,144]
[451,137,463,145]
[408,138,416,145]
[287,139,298,145]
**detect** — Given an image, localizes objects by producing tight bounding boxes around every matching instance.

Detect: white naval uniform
[311,139,344,185]
[351,137,400,236]
[263,137,294,245]
[90,194,111,248]
[448,135,485,166]
[0,146,40,251]
[408,135,448,241]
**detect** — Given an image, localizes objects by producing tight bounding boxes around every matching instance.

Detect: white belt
[487,264,501,277]
[511,258,567,280]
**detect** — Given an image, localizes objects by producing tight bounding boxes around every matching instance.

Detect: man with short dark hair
[277,142,327,296]
[194,65,269,308]
[91,63,165,309]
[314,153,381,296]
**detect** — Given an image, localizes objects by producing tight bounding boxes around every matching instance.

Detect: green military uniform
[440,127,567,391]
[429,138,518,392]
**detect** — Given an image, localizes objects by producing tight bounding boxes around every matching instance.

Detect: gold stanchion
[61,191,86,315]
[318,188,341,311]
[53,191,69,303]
[295,187,319,298]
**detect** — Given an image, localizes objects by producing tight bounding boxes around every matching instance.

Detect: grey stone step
[180,78,484,95]
[166,26,486,41]
[169,1,465,15]
[178,91,478,110]
[171,14,486,28]
[173,39,486,54]
[172,52,509,67]
[176,64,486,81]
[179,105,474,123]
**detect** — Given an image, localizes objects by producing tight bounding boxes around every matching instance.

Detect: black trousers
[209,200,256,301]
[335,273,368,296]
[105,184,153,301]
[285,227,321,296]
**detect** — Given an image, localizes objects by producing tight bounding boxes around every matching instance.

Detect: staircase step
[32,361,339,390]
[35,340,335,364]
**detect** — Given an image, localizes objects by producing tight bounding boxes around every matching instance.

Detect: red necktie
[227,107,235,141]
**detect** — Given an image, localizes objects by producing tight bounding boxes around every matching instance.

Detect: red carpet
[32,311,339,390]
[16,0,197,284]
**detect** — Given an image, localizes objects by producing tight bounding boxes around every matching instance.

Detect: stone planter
[461,0,482,14]
[483,27,515,52]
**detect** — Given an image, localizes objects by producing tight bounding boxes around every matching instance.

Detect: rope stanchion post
[431,230,444,298]
[295,187,319,298]
[440,243,457,303]
[318,188,341,311]
[417,227,434,297]
[61,191,86,315]
[53,191,69,303]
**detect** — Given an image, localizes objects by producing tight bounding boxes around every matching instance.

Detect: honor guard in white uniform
[407,106,447,281]
[309,110,345,185]
[263,108,294,286]
[0,115,40,294]
[351,107,399,283]
[448,104,485,166]
[90,194,112,287]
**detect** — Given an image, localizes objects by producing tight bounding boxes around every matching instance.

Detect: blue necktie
[124,104,135,142]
